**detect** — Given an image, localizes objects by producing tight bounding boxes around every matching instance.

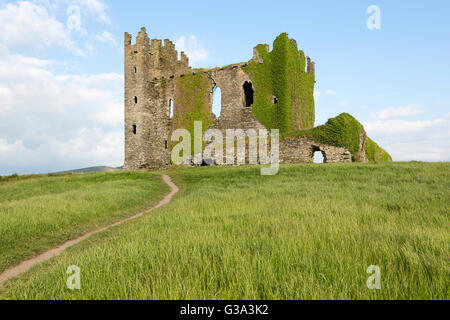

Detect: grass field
[1,163,449,300]
[0,172,169,274]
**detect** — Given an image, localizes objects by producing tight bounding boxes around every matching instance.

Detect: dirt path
[0,174,179,288]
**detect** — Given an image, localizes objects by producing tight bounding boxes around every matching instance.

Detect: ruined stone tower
[124,27,191,169]
[124,27,391,170]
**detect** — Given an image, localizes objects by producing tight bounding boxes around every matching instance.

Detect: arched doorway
[312,146,326,163]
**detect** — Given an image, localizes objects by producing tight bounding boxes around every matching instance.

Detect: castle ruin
[124,27,391,170]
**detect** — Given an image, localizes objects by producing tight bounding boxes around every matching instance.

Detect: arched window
[243,81,254,108]
[212,86,222,118]
[134,96,138,104]
[169,99,174,119]
[133,125,137,135]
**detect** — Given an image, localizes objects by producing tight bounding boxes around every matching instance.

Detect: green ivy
[242,33,315,137]
[288,113,362,153]
[287,113,392,162]
[169,35,391,163]
[366,137,393,162]
[242,44,274,131]
[173,71,213,153]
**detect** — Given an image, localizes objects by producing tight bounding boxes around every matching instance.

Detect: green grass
[53,166,120,174]
[2,163,449,300]
[0,171,169,274]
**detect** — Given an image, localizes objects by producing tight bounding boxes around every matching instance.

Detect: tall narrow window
[243,81,254,107]
[212,86,222,118]
[169,99,174,119]
[165,140,168,149]
[134,96,138,104]
[134,66,137,73]
[133,125,137,135]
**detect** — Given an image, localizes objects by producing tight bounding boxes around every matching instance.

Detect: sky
[0,0,449,174]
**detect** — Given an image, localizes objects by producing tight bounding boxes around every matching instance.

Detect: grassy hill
[53,166,122,174]
[1,163,449,300]
[0,167,122,184]
[0,172,169,274]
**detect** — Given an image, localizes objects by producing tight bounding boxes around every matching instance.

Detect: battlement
[307,57,315,77]
[252,38,315,79]
[125,27,191,79]
[125,29,318,170]
[124,27,390,171]
[251,44,269,63]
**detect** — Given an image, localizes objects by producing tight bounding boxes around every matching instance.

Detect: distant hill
[53,166,122,174]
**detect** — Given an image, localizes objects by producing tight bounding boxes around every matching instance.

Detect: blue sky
[0,0,449,174]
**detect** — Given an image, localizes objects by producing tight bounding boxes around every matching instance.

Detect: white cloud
[0,86,13,115]
[0,49,124,174]
[0,1,83,54]
[0,0,114,55]
[0,130,123,173]
[69,0,110,24]
[35,0,111,24]
[96,30,118,47]
[364,117,450,162]
[374,104,424,120]
[174,35,209,66]
[340,99,350,107]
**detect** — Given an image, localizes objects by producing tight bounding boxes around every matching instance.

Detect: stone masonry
[124,28,360,170]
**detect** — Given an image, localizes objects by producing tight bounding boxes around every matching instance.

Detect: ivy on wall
[170,35,391,163]
[288,113,392,162]
[242,33,316,137]
[242,44,274,131]
[173,71,213,152]
[366,137,393,162]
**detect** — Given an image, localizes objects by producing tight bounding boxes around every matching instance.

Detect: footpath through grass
[2,163,449,299]
[0,172,169,274]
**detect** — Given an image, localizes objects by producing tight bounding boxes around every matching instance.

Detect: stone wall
[124,28,189,170]
[185,136,352,166]
[358,128,369,163]
[207,65,267,132]
[280,137,352,164]
[124,28,361,170]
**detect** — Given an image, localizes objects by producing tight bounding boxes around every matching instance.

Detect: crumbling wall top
[125,27,191,79]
